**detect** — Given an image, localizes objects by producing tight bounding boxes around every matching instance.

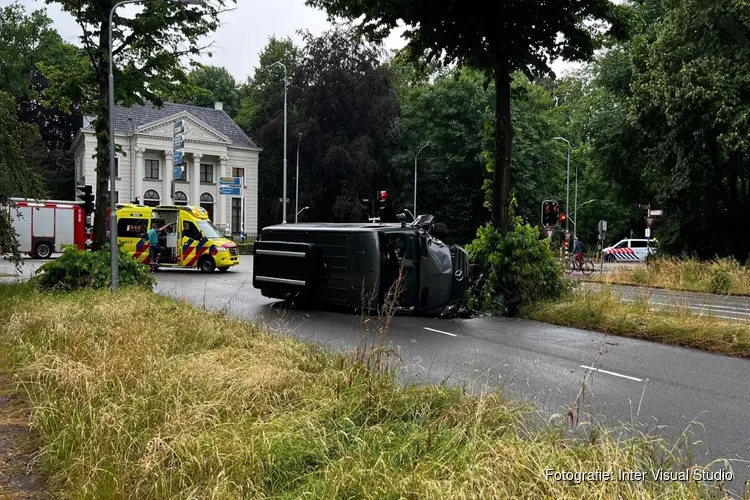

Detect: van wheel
[606,254,616,263]
[198,257,216,273]
[34,241,53,259]
[218,267,229,272]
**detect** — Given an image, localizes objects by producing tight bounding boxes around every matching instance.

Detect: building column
[218,156,228,226]
[134,148,145,203]
[192,153,203,207]
[163,151,173,205]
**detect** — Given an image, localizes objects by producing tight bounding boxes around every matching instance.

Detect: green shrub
[466,199,564,310]
[632,268,648,285]
[709,264,732,294]
[33,244,155,291]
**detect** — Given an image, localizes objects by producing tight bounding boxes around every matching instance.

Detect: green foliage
[466,198,565,308]
[167,65,240,117]
[308,0,625,232]
[40,0,233,251]
[0,91,46,266]
[632,268,648,285]
[33,245,155,291]
[709,263,733,295]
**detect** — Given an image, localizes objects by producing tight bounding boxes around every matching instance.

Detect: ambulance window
[118,218,147,238]
[183,221,202,240]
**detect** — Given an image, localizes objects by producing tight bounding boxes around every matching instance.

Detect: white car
[602,239,657,262]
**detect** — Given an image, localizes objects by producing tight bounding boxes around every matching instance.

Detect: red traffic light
[379,191,388,201]
[559,212,567,222]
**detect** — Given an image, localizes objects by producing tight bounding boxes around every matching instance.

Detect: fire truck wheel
[34,241,53,259]
[198,256,216,273]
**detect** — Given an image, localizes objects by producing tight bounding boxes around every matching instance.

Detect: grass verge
[523,286,750,357]
[0,283,730,498]
[594,257,750,295]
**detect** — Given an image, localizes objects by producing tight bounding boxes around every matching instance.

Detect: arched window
[143,189,160,207]
[174,191,188,206]
[200,192,214,221]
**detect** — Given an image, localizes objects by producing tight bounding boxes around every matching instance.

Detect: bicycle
[563,255,595,275]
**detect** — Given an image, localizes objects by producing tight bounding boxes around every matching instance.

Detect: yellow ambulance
[115,204,240,272]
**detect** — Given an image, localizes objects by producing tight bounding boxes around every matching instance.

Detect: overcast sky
[7,0,579,83]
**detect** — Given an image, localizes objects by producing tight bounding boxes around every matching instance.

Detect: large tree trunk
[492,63,513,235]
[91,23,111,251]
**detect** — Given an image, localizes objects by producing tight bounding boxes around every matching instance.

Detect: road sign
[173,165,183,180]
[649,209,663,216]
[544,228,554,238]
[645,216,655,228]
[174,120,185,134]
[219,176,241,186]
[645,228,651,238]
[598,220,608,234]
[220,186,241,196]
[173,135,184,150]
[173,151,183,164]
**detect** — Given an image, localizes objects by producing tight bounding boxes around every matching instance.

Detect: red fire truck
[6,198,87,258]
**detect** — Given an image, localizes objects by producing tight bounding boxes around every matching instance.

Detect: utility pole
[414,141,431,217]
[554,137,571,235]
[270,60,288,223]
[295,132,302,223]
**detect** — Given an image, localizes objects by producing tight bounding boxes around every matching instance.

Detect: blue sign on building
[219,176,242,186]
[220,186,241,196]
[173,150,183,164]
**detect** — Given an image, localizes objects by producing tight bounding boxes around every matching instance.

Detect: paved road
[583,282,750,322]
[3,257,750,495]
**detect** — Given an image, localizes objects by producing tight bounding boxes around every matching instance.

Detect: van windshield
[197,220,223,239]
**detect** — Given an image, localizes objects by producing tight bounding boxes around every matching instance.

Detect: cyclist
[573,238,584,269]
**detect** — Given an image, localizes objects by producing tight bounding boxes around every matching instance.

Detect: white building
[72,101,261,240]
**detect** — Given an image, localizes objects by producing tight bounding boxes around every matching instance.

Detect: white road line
[580,365,643,382]
[424,327,457,337]
[619,298,750,316]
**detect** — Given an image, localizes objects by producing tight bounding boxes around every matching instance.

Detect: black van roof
[262,222,412,233]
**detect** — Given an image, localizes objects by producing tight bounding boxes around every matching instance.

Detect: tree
[0,91,45,264]
[307,0,625,234]
[0,4,82,200]
[167,64,240,117]
[292,26,398,222]
[235,36,300,231]
[41,0,232,250]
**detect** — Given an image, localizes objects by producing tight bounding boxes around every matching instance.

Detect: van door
[630,240,649,261]
[380,231,419,308]
[117,216,150,264]
[180,218,205,267]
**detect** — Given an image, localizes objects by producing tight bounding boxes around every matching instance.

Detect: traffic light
[77,185,95,216]
[378,190,388,216]
[542,200,560,228]
[559,212,567,225]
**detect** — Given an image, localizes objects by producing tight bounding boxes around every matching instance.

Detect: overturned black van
[252,215,470,317]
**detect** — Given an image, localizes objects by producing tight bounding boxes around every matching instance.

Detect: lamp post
[296,206,309,218]
[414,141,431,217]
[108,0,201,291]
[295,132,303,223]
[554,136,571,235]
[269,60,288,224]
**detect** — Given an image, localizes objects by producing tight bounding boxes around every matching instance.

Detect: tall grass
[524,285,750,357]
[0,283,727,498]
[599,257,750,295]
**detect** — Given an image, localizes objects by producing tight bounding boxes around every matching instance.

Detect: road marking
[424,327,457,337]
[580,365,643,382]
[619,298,750,318]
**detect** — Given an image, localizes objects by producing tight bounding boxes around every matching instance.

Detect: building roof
[86,102,257,148]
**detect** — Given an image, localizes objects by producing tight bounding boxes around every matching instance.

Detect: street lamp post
[108,0,200,291]
[554,136,571,235]
[269,60,288,224]
[295,132,303,223]
[414,141,431,217]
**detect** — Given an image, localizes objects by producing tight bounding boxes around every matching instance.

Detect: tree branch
[73,0,100,79]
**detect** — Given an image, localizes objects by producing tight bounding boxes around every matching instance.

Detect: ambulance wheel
[218,267,230,272]
[606,254,616,263]
[34,241,53,259]
[198,257,216,273]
